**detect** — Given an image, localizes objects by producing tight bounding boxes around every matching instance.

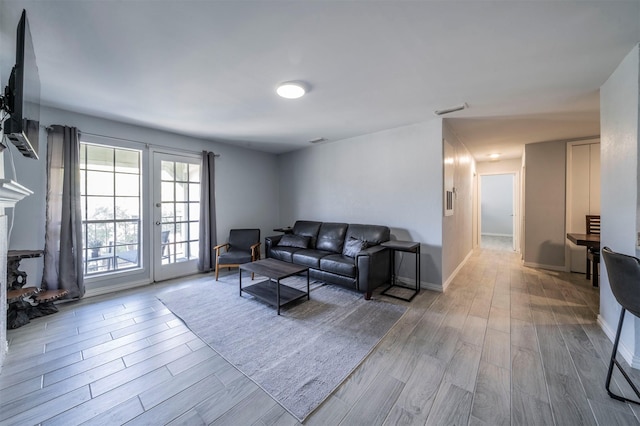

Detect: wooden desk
[567,233,600,249]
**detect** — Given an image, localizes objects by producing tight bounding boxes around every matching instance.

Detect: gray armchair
[214,229,261,280]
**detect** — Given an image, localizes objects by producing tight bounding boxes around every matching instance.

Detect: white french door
[153,152,201,281]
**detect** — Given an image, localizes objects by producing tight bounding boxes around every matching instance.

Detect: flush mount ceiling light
[276,81,308,99]
[489,153,501,160]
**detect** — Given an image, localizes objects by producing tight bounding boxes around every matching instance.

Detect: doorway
[566,140,600,273]
[479,173,517,251]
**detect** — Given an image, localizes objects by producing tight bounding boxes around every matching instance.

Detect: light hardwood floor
[1,247,640,425]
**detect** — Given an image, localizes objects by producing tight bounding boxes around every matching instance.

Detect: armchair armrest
[250,242,262,260]
[264,235,283,258]
[356,245,391,297]
[213,242,229,255]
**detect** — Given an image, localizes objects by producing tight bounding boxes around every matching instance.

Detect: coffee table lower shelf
[241,280,308,314]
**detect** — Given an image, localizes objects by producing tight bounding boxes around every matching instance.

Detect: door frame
[151,149,201,282]
[565,138,601,273]
[477,171,520,252]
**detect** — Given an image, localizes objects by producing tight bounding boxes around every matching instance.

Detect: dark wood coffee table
[239,258,310,315]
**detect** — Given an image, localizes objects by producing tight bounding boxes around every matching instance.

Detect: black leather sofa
[265,220,391,299]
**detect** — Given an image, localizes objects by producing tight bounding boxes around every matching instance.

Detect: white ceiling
[1,1,639,160]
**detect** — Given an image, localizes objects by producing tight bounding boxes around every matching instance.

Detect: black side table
[273,226,293,234]
[381,240,420,302]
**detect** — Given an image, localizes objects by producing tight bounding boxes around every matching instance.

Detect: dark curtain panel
[43,125,84,298]
[198,151,217,271]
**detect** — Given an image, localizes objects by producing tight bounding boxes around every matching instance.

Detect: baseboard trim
[522,261,566,272]
[442,249,474,292]
[393,276,442,293]
[85,278,151,298]
[597,314,640,368]
[481,233,513,237]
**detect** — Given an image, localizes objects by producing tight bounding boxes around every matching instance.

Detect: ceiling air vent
[309,138,327,144]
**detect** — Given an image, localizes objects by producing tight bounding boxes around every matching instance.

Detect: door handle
[155,221,161,225]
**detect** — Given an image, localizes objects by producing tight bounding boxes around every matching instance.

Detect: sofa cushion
[292,249,332,269]
[292,221,322,248]
[342,237,369,257]
[320,254,357,278]
[345,224,390,246]
[277,234,309,249]
[316,222,349,253]
[269,246,301,263]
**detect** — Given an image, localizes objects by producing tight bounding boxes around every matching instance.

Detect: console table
[6,249,68,329]
[381,240,421,302]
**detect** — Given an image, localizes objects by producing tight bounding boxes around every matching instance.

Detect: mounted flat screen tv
[3,9,40,159]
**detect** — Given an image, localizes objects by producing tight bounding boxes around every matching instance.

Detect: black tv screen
[4,9,40,159]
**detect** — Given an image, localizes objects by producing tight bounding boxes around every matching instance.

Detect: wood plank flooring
[1,247,640,425]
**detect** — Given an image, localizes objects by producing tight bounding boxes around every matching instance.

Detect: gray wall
[5,106,281,289]
[600,44,639,363]
[523,140,566,269]
[277,120,450,288]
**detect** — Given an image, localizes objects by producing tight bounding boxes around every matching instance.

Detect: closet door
[567,141,600,273]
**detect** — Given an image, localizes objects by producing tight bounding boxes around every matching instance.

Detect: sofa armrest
[356,245,391,297]
[264,235,283,258]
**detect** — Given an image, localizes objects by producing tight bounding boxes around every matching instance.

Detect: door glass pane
[162,182,174,202]
[175,182,188,202]
[175,162,188,181]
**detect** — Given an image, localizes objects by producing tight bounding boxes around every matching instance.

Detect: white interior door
[153,152,201,281]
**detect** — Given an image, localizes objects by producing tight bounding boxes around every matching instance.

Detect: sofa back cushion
[292,221,322,248]
[345,224,390,246]
[316,222,349,253]
[277,234,309,249]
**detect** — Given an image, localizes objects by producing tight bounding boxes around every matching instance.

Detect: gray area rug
[158,273,407,421]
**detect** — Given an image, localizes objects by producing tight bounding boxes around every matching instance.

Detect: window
[80,143,142,275]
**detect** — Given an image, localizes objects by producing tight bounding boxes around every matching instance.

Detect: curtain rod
[44,126,220,157]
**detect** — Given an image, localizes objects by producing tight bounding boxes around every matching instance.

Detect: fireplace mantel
[0,179,33,207]
[0,178,33,372]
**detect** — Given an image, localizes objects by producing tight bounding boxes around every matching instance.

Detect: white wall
[442,122,475,288]
[278,120,447,288]
[5,106,281,290]
[0,0,6,368]
[600,44,639,365]
[481,174,513,236]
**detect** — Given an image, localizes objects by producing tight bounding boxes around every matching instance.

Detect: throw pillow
[277,234,309,249]
[343,237,368,257]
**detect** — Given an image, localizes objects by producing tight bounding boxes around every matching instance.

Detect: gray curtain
[198,151,217,271]
[43,125,84,298]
